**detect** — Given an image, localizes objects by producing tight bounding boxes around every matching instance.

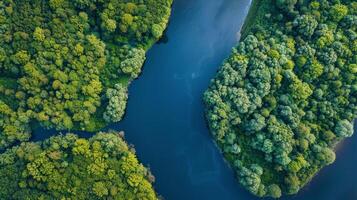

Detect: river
[34,0,357,199]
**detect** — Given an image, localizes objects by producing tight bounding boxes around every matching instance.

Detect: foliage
[0,131,158,200]
[120,47,146,79]
[204,0,356,198]
[103,84,128,123]
[0,0,172,149]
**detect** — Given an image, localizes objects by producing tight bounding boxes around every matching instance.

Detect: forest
[0,0,172,198]
[0,0,356,199]
[0,0,172,150]
[0,131,158,199]
[204,0,356,198]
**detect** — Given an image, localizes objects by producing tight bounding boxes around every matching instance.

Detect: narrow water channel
[34,0,357,199]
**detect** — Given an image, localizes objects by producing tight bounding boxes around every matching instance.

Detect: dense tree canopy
[0,131,158,199]
[0,0,172,149]
[204,0,356,198]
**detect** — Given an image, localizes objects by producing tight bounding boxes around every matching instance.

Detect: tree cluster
[0,131,158,199]
[0,0,172,148]
[103,84,128,123]
[204,0,356,198]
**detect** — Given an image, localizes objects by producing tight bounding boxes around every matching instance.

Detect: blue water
[34,0,357,199]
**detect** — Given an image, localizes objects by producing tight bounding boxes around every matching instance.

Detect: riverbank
[80,0,174,132]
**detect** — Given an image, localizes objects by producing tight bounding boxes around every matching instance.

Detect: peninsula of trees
[204,0,356,198]
[0,0,172,150]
